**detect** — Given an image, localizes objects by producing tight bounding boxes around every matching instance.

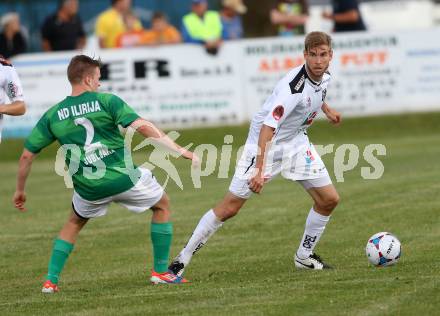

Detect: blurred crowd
[0,0,366,58]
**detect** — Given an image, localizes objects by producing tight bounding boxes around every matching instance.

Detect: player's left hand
[190,153,201,169]
[13,190,27,212]
[181,150,201,168]
[324,107,342,125]
[322,11,333,20]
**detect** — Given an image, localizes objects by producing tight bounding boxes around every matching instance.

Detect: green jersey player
[13,55,197,292]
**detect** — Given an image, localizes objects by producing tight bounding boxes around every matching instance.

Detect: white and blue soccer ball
[366,232,401,267]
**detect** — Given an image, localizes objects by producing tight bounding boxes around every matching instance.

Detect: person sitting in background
[322,0,366,32]
[41,0,86,52]
[270,0,309,36]
[0,13,27,59]
[220,0,247,40]
[141,12,181,46]
[181,0,222,55]
[115,11,145,47]
[96,0,142,49]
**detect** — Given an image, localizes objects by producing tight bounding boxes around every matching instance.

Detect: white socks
[296,207,330,259]
[178,208,328,265]
[179,209,223,265]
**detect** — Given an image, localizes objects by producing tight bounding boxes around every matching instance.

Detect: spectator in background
[0,13,27,58]
[220,0,247,40]
[96,0,142,49]
[182,0,223,55]
[142,12,181,46]
[241,1,278,38]
[270,0,309,36]
[41,0,85,52]
[322,0,366,32]
[116,11,145,47]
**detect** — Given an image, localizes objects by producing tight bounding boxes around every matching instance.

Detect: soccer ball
[365,232,401,267]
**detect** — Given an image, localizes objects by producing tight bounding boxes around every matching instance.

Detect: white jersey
[0,60,25,141]
[245,64,331,148]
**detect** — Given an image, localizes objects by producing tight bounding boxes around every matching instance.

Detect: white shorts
[72,168,164,219]
[229,142,332,199]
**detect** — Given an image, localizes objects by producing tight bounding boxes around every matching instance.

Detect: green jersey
[25,91,141,200]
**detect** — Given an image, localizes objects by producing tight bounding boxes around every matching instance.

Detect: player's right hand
[248,172,265,194]
[13,190,27,212]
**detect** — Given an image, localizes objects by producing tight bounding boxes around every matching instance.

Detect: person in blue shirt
[322,0,366,32]
[220,0,247,40]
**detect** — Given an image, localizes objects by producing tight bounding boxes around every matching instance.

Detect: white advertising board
[241,28,440,117]
[3,28,440,138]
[5,43,244,137]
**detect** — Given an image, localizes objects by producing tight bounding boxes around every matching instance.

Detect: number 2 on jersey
[74,117,104,153]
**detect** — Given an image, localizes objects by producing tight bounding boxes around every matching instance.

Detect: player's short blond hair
[304,32,332,52]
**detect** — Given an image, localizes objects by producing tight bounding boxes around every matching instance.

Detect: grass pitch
[1,112,439,315]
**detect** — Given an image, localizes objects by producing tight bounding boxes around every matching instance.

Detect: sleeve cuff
[263,118,278,129]
[120,113,141,128]
[24,142,41,154]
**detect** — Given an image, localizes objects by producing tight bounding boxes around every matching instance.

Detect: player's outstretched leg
[168,192,246,277]
[294,184,339,270]
[42,210,88,293]
[149,193,187,284]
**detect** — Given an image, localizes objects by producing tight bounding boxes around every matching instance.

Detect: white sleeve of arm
[5,67,24,102]
[262,93,301,129]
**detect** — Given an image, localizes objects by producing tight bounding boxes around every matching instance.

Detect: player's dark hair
[304,32,332,52]
[67,55,101,84]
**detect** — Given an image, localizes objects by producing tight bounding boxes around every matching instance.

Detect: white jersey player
[169,31,342,277]
[0,56,26,142]
[231,63,332,199]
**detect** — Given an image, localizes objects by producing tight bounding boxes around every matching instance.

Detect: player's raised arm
[129,118,199,164]
[106,93,198,165]
[14,149,36,212]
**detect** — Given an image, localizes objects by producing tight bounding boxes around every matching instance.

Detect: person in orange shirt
[141,12,181,46]
[116,12,145,47]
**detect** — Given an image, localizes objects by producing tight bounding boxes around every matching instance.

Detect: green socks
[150,222,173,273]
[44,224,172,283]
[46,238,74,284]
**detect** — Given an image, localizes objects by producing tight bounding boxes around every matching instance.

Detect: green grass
[1,112,440,315]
